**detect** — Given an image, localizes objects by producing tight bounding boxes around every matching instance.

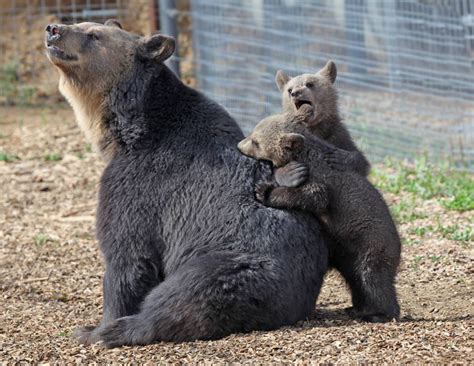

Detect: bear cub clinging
[238,105,401,322]
[274,61,370,188]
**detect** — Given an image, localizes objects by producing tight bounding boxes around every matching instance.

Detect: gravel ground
[1,106,473,363]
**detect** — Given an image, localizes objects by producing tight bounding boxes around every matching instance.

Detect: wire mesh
[0,0,123,101]
[189,0,474,170]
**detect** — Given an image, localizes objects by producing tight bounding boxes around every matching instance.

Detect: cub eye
[252,140,260,149]
[88,33,99,41]
[306,82,314,88]
[288,88,292,95]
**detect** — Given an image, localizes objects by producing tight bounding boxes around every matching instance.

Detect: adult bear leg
[75,246,163,345]
[99,252,299,348]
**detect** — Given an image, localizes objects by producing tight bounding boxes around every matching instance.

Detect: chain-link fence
[0,0,155,104]
[1,1,473,169]
[189,0,474,170]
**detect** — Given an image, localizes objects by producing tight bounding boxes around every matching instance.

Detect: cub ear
[275,70,291,91]
[104,19,122,29]
[280,133,305,153]
[318,60,337,84]
[138,34,176,62]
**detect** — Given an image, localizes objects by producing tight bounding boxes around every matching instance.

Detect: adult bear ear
[275,70,291,91]
[104,19,122,29]
[138,34,176,63]
[318,60,337,84]
[280,133,305,153]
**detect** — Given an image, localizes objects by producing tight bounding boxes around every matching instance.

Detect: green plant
[412,255,424,269]
[0,152,20,162]
[44,153,62,162]
[408,225,433,237]
[429,255,442,262]
[371,156,473,213]
[448,226,472,243]
[33,233,50,246]
[0,61,38,106]
[390,197,427,224]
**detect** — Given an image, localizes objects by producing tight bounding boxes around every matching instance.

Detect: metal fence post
[159,0,180,77]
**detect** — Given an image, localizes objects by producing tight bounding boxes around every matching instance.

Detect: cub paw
[344,306,362,319]
[321,149,349,172]
[255,182,275,203]
[275,161,309,187]
[361,314,394,323]
[297,103,314,119]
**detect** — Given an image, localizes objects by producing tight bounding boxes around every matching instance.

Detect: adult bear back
[44,21,327,347]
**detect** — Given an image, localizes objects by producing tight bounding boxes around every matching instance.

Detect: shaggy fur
[238,106,401,322]
[45,21,328,348]
[275,61,370,180]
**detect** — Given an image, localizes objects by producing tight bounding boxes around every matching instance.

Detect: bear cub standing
[238,105,401,322]
[274,61,370,188]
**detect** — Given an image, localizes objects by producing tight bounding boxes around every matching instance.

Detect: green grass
[407,222,472,246]
[57,330,70,337]
[0,151,20,162]
[389,197,428,224]
[408,225,433,237]
[450,227,473,243]
[412,255,425,269]
[371,156,474,212]
[0,61,38,106]
[33,233,51,246]
[44,153,62,162]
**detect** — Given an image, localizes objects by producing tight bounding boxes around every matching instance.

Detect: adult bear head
[44,20,175,160]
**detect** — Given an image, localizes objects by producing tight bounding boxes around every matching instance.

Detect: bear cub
[238,105,401,322]
[274,60,370,188]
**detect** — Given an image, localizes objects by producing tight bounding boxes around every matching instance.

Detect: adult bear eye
[288,88,292,95]
[252,140,260,149]
[88,33,99,41]
[306,82,314,88]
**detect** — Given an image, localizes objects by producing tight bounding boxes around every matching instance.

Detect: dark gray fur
[256,113,401,323]
[75,56,328,347]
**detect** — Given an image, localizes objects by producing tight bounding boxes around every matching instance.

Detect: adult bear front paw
[73,325,99,345]
[99,316,136,348]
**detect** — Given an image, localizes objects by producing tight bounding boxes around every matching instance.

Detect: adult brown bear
[44,20,327,348]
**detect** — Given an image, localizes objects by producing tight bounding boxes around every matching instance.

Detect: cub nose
[45,24,61,36]
[291,89,302,98]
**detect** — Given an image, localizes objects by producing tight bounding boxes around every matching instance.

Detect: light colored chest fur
[59,75,114,159]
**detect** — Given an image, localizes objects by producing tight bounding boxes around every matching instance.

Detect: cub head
[276,60,338,127]
[44,20,175,159]
[237,116,305,167]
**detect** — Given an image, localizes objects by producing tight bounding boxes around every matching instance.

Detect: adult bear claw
[73,325,98,345]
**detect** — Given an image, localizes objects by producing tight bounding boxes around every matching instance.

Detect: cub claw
[275,161,309,187]
[297,103,314,119]
[255,182,275,203]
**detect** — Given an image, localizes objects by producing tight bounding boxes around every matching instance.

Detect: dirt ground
[1,106,473,363]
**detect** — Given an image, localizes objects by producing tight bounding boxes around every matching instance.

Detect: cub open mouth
[294,100,312,110]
